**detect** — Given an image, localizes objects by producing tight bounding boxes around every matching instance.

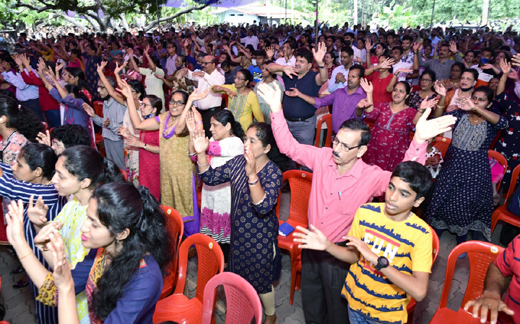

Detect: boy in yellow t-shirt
[294,161,433,324]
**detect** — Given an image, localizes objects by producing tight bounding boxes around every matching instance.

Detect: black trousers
[301,249,351,324]
[21,98,45,122]
[198,107,222,138]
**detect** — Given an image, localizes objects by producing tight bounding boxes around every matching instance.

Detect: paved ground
[0,191,507,323]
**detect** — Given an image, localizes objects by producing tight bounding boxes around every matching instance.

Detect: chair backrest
[201,272,263,324]
[432,137,451,158]
[174,233,225,302]
[314,114,333,148]
[93,101,104,118]
[437,241,504,310]
[431,226,440,263]
[505,164,520,202]
[488,150,508,192]
[276,170,313,225]
[161,206,184,285]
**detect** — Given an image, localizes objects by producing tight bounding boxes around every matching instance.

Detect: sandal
[264,314,277,324]
[13,279,28,288]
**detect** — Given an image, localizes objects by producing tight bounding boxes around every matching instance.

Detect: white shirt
[328,65,350,93]
[392,61,413,82]
[275,56,296,66]
[187,69,225,110]
[241,35,260,50]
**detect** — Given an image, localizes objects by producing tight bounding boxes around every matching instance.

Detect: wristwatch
[374,256,389,271]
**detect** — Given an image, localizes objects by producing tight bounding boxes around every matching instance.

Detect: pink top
[270,110,427,242]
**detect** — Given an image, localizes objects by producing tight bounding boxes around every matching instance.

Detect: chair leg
[407,309,414,324]
[290,266,296,305]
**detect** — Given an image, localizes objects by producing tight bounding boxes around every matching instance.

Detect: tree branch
[60,13,88,32]
[144,3,210,32]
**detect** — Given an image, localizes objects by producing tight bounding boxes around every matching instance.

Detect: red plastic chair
[429,241,504,324]
[406,226,440,323]
[159,205,184,300]
[201,272,262,324]
[153,233,225,324]
[276,170,312,305]
[491,164,520,234]
[93,101,104,119]
[488,150,508,192]
[432,137,451,158]
[314,114,333,148]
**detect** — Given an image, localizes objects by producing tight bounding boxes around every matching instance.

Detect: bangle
[19,251,33,261]
[195,121,203,125]
[189,152,197,157]
[142,143,147,149]
[197,161,209,167]
[318,65,325,68]
[436,105,444,109]
[418,109,425,113]
[248,178,259,186]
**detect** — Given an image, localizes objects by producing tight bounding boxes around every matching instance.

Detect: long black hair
[92,182,173,319]
[128,80,146,100]
[18,143,57,180]
[65,84,92,107]
[249,122,292,172]
[64,67,91,94]
[60,146,123,189]
[0,96,45,143]
[211,109,245,140]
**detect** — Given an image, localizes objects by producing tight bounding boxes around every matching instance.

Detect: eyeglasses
[201,61,213,65]
[97,85,106,89]
[140,102,152,108]
[169,100,185,106]
[332,136,361,153]
[420,78,433,82]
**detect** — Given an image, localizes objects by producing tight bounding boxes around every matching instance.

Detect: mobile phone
[336,239,350,247]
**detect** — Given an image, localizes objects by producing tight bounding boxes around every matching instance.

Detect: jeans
[348,307,383,324]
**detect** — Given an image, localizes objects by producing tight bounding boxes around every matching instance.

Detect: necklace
[162,114,177,139]
[255,159,269,173]
[469,113,484,124]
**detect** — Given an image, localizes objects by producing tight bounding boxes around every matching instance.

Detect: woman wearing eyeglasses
[211,69,264,132]
[122,79,209,236]
[356,79,438,172]
[407,70,438,110]
[426,86,508,246]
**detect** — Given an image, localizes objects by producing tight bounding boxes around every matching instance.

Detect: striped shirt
[341,203,432,323]
[0,163,67,324]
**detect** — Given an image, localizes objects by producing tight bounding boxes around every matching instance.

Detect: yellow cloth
[341,203,432,323]
[214,84,264,132]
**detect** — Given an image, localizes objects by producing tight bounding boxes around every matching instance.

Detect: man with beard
[285,65,367,135]
[401,35,415,65]
[267,43,328,145]
[414,41,464,81]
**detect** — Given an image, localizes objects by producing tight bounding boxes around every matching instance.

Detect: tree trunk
[60,13,88,32]
[144,3,210,32]
[481,0,489,25]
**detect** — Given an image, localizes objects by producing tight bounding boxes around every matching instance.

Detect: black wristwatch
[374,256,389,271]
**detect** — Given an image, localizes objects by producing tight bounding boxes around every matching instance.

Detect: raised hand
[512,53,520,67]
[114,61,127,75]
[419,96,440,111]
[412,42,422,52]
[188,89,210,102]
[282,65,298,79]
[118,126,130,138]
[126,47,134,57]
[284,87,301,97]
[97,61,108,73]
[365,39,373,51]
[82,103,95,117]
[500,58,511,75]
[449,40,458,53]
[395,68,413,74]
[293,225,332,251]
[186,110,197,133]
[116,79,132,98]
[379,57,395,70]
[433,81,447,97]
[193,129,209,154]
[356,98,373,109]
[27,195,49,228]
[46,229,73,289]
[414,108,457,143]
[257,83,283,113]
[359,78,373,93]
[265,46,275,59]
[313,42,327,65]
[5,199,26,247]
[36,130,51,147]
[456,97,475,111]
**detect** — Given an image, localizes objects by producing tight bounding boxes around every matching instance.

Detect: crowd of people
[0,19,519,324]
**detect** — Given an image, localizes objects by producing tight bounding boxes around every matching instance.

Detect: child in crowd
[294,161,434,324]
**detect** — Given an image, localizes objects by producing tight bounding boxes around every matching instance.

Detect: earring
[116,239,120,244]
